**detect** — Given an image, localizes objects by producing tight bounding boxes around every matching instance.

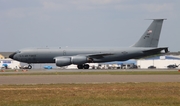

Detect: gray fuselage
[11,47,154,64]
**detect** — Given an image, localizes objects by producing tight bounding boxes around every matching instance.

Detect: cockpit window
[16,51,21,53]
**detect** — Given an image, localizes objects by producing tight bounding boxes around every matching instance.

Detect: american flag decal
[147,30,152,35]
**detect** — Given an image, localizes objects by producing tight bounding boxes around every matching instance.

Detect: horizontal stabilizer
[143,47,169,54]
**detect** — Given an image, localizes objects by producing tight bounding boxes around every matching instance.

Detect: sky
[0,0,180,52]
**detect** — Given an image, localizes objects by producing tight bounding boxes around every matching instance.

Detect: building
[0,52,13,59]
[137,55,180,69]
[0,59,21,69]
[0,54,4,59]
[0,52,21,69]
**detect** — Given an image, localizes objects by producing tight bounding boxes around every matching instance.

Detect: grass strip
[0,70,180,76]
[0,83,180,106]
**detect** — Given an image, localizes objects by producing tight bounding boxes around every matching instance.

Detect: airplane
[9,19,168,69]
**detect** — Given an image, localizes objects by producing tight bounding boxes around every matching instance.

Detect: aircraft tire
[28,65,32,69]
[84,64,89,69]
[77,65,83,69]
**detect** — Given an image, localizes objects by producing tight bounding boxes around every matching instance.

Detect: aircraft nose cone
[9,52,16,59]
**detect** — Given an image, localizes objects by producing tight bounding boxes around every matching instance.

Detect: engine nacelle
[71,56,87,65]
[55,57,71,67]
[55,56,92,67]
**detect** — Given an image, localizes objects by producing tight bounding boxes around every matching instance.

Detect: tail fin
[133,19,166,47]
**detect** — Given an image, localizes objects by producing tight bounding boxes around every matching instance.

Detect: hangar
[0,52,21,69]
[137,55,180,69]
[0,59,21,69]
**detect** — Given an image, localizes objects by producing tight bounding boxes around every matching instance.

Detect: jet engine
[55,57,71,67]
[55,56,92,67]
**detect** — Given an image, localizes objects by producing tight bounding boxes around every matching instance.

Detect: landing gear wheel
[28,65,32,69]
[77,65,83,69]
[77,64,90,69]
[84,64,89,69]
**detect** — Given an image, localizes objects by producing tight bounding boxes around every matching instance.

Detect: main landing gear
[77,64,90,69]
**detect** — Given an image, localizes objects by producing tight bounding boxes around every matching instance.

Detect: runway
[0,75,180,85]
[0,69,180,84]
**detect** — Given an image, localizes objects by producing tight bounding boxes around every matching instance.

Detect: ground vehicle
[148,66,156,69]
[167,64,179,69]
[44,66,53,69]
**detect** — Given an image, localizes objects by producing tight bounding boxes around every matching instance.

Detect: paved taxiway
[0,75,180,85]
[0,69,180,84]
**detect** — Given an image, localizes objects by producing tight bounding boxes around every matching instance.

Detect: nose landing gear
[22,64,32,69]
[28,65,32,69]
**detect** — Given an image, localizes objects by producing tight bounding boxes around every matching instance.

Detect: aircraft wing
[87,47,169,59]
[54,53,114,60]
[64,53,114,59]
[53,53,114,65]
[86,53,114,59]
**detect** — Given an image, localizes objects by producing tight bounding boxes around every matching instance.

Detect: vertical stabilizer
[133,19,165,47]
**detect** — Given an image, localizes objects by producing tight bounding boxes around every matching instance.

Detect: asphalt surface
[0,69,180,84]
[0,75,180,85]
[1,68,179,73]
